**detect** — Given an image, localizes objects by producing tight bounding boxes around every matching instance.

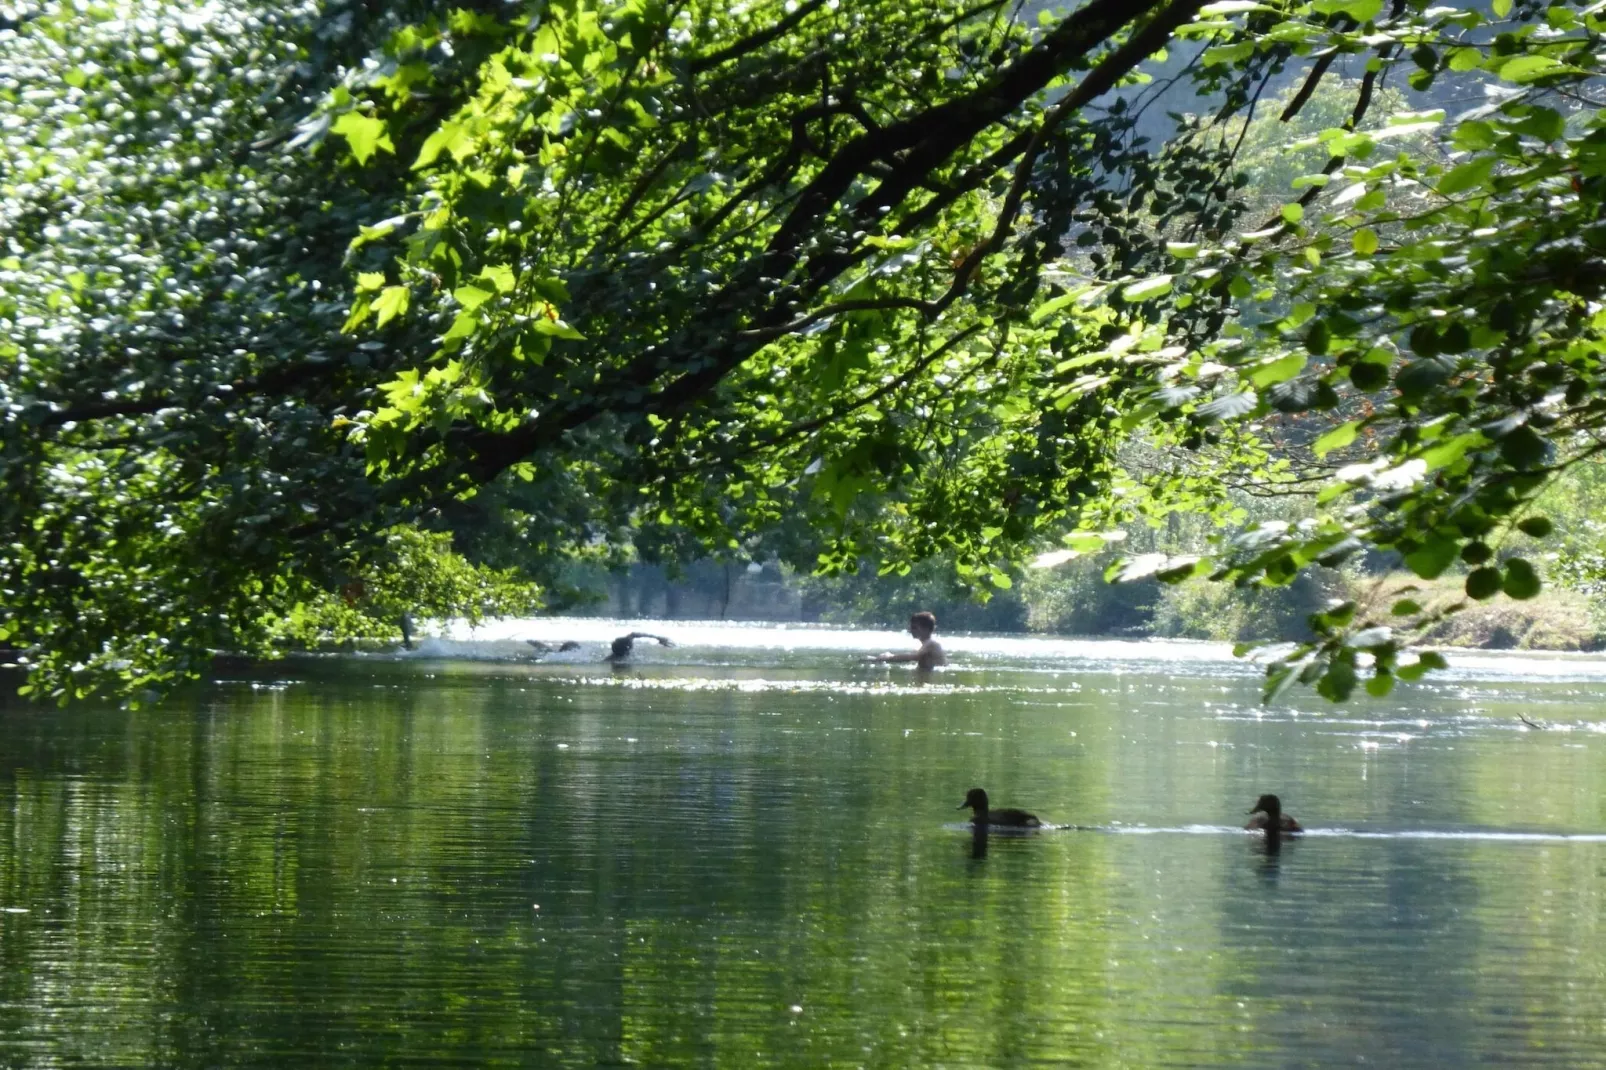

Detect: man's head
[909,611,937,640]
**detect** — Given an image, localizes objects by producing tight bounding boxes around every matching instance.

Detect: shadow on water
[1255,832,1287,881]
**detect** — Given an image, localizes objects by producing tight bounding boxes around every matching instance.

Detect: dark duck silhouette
[1245,793,1302,834]
[526,639,582,654]
[958,787,1041,828]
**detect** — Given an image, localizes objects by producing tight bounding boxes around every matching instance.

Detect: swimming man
[866,611,946,670]
[606,632,673,662]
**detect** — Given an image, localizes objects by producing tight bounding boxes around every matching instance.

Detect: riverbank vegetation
[7,0,1606,702]
[575,552,1605,652]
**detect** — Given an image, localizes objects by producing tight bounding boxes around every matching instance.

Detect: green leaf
[1496,55,1577,84]
[1437,156,1495,197]
[1395,357,1455,400]
[531,277,572,304]
[1281,203,1304,224]
[479,265,517,293]
[531,317,585,340]
[1492,0,1512,15]
[1202,42,1254,67]
[373,285,410,327]
[1404,537,1457,579]
[1499,425,1548,471]
[1314,421,1359,457]
[331,112,395,166]
[1420,432,1485,472]
[1121,275,1173,302]
[1453,121,1500,152]
[1365,673,1395,698]
[454,285,494,311]
[349,215,405,252]
[1502,558,1541,600]
[1465,567,1502,600]
[1517,516,1553,538]
[1397,651,1447,681]
[1030,290,1082,324]
[1352,228,1379,255]
[440,310,478,348]
[1312,0,1381,17]
[1314,601,1356,631]
[1304,319,1329,355]
[1350,360,1389,391]
[1316,658,1358,702]
[1510,107,1565,142]
[1390,599,1421,616]
[414,120,477,169]
[1248,352,1306,388]
[1063,531,1120,553]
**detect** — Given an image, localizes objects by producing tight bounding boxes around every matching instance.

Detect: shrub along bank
[799,557,1605,652]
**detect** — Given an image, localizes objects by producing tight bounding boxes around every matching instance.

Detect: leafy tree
[7,0,1606,705]
[0,0,532,702]
[268,526,541,649]
[1114,0,1606,699]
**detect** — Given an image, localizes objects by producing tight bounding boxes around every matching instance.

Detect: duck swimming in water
[526,639,582,655]
[1245,793,1302,834]
[958,787,1042,828]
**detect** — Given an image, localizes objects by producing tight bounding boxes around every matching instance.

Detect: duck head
[1248,793,1281,818]
[958,787,989,812]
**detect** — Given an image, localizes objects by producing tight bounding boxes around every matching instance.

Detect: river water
[3,619,1605,1067]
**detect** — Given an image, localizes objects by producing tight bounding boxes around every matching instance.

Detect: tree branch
[939,0,1208,309]
[455,0,1192,484]
[689,0,833,74]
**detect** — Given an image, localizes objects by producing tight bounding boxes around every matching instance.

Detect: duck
[1245,793,1302,834]
[958,787,1041,828]
[526,639,582,654]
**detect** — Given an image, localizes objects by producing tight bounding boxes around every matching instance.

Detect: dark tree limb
[1280,49,1341,123]
[689,0,833,73]
[454,0,1198,484]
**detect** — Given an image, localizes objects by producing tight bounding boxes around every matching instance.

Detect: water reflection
[1256,832,1284,875]
[3,634,1606,1067]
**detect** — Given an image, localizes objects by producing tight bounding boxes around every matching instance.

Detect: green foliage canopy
[7,0,1606,704]
[1122,1,1606,699]
[330,0,1239,585]
[0,0,534,701]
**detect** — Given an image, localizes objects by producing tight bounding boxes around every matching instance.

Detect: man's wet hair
[910,611,937,632]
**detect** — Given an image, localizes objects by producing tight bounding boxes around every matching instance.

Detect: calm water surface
[3,621,1606,1067]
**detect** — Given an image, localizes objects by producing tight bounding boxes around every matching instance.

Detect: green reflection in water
[2,654,1606,1067]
